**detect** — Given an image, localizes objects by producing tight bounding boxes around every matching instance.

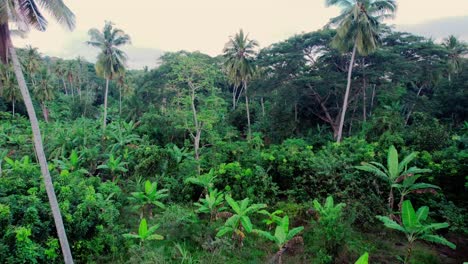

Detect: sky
[13,0,468,69]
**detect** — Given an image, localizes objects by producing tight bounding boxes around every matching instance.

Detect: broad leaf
[240,216,253,233]
[354,252,369,264]
[421,234,456,249]
[387,145,399,179]
[402,200,417,228]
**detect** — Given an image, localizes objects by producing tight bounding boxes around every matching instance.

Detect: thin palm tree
[223,29,258,141]
[0,63,21,115]
[0,1,75,263]
[442,35,467,82]
[34,67,55,122]
[22,45,41,86]
[86,21,131,130]
[325,0,397,142]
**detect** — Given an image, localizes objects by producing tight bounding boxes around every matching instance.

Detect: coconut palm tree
[34,67,55,122]
[223,29,258,140]
[442,35,467,82]
[325,0,397,142]
[86,21,131,130]
[22,45,41,86]
[0,63,21,115]
[0,1,75,263]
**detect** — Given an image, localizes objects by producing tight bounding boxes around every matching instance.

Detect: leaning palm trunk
[8,39,74,263]
[244,81,252,141]
[336,40,357,143]
[103,78,109,130]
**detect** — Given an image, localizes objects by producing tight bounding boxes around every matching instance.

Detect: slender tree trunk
[232,85,238,110]
[41,102,49,123]
[405,85,424,126]
[244,81,251,141]
[103,78,109,130]
[119,86,122,119]
[336,41,357,143]
[9,41,74,264]
[362,76,367,122]
[369,84,376,117]
[12,99,15,116]
[404,241,414,264]
[62,78,68,95]
[260,97,265,117]
[189,83,201,174]
[294,102,298,123]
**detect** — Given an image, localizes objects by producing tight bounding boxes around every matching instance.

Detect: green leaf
[254,229,277,243]
[280,216,289,233]
[274,225,287,245]
[225,195,241,214]
[398,152,417,174]
[147,234,164,240]
[138,218,148,237]
[376,216,406,233]
[421,234,456,249]
[216,226,233,237]
[416,206,429,222]
[388,145,399,179]
[402,200,417,228]
[240,216,253,233]
[122,234,140,239]
[354,252,369,264]
[286,226,304,241]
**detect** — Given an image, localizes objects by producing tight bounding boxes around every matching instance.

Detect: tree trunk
[119,85,122,119]
[261,97,265,117]
[103,78,109,130]
[62,78,68,95]
[41,102,49,123]
[244,81,251,141]
[369,84,376,117]
[232,85,238,110]
[405,85,424,126]
[9,40,74,264]
[362,75,367,122]
[12,99,15,116]
[336,41,357,143]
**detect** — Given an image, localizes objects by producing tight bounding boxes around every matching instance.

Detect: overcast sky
[13,0,468,69]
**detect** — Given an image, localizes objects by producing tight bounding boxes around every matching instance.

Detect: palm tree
[34,67,55,122]
[22,45,41,86]
[442,35,467,82]
[0,1,75,263]
[223,29,258,140]
[54,59,68,95]
[86,21,131,130]
[325,0,397,142]
[0,63,22,115]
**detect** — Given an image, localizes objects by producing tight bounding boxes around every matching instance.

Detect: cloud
[396,16,468,42]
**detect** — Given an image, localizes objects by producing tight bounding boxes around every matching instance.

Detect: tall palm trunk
[41,102,49,123]
[103,78,109,130]
[336,40,357,143]
[244,80,251,141]
[12,99,15,115]
[8,37,74,264]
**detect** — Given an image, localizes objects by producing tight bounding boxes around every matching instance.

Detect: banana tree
[356,146,435,215]
[123,218,164,246]
[97,154,128,181]
[259,209,285,230]
[376,200,456,264]
[129,180,168,218]
[216,195,267,247]
[194,188,226,222]
[254,215,304,264]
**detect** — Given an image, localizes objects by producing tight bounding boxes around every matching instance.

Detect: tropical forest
[0,0,466,263]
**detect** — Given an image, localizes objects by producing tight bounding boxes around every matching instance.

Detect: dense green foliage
[0,12,467,263]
